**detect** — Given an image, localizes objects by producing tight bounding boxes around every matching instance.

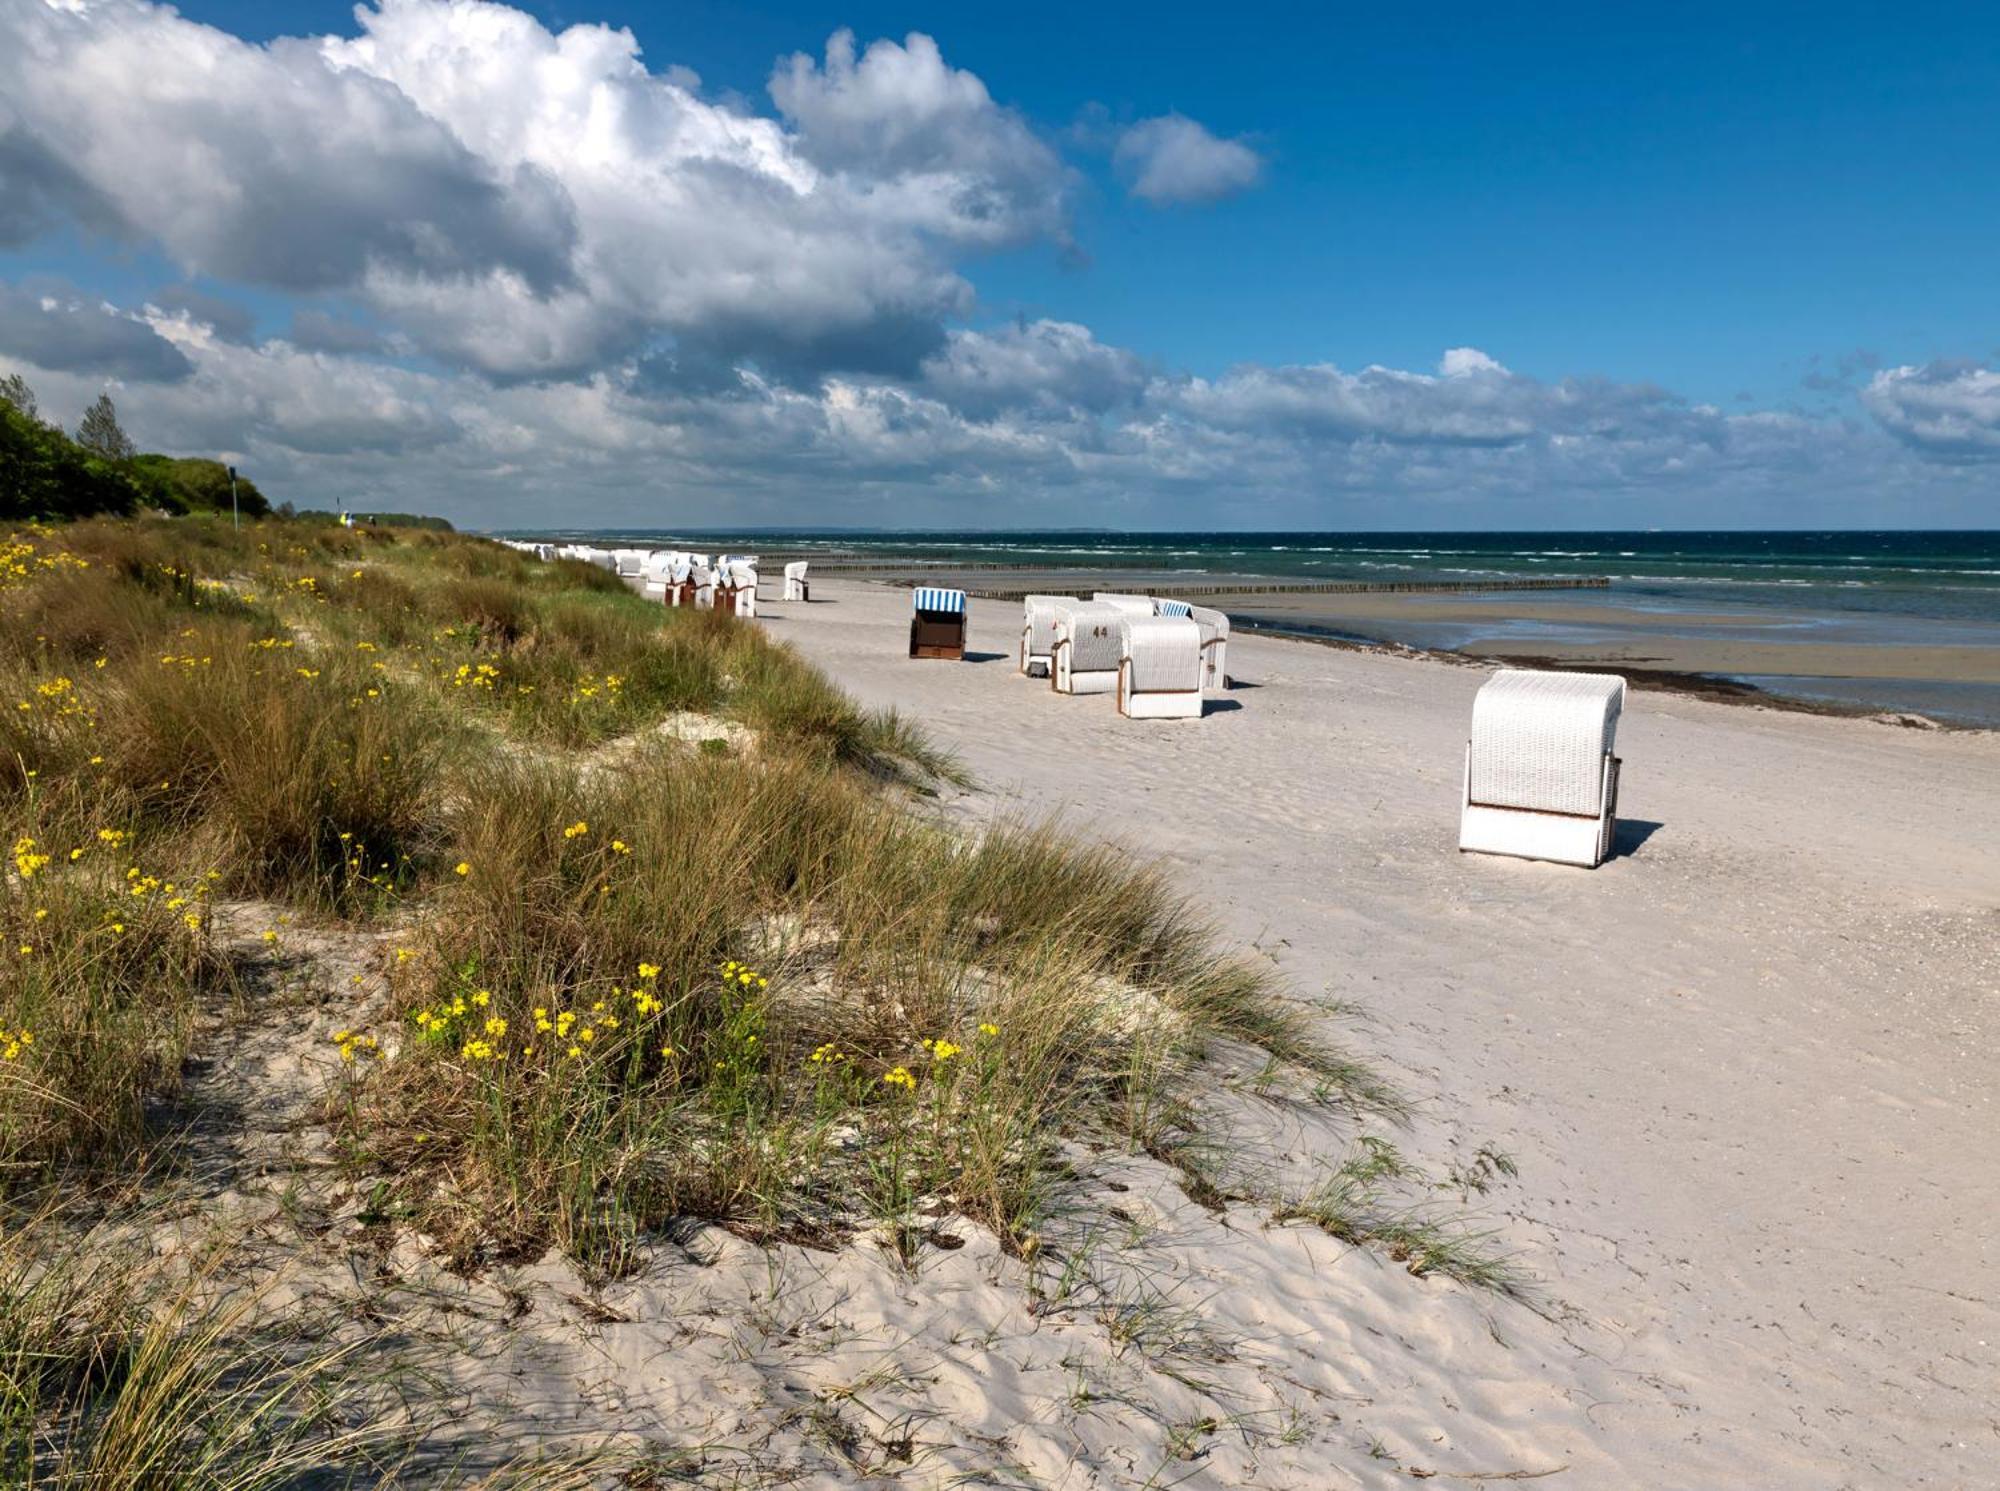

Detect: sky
[1,0,1997,530]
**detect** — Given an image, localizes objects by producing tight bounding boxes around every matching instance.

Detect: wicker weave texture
[1467,669,1625,816]
[1120,616,1202,692]
[1054,602,1125,672]
[1022,595,1078,654]
[1092,593,1158,617]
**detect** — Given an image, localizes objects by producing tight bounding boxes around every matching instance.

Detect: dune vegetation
[0,515,1380,1480]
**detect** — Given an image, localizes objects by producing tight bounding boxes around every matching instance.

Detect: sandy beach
[741,576,2000,1486]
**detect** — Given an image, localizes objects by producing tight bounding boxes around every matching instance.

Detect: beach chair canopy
[784,561,809,581]
[1154,599,1193,617]
[1022,594,1078,654]
[1468,670,1626,818]
[1187,604,1229,640]
[1120,615,1202,692]
[1092,592,1158,618]
[912,587,966,614]
[721,559,757,586]
[1055,601,1125,673]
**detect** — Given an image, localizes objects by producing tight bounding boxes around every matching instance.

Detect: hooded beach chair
[783,561,810,601]
[717,559,758,618]
[909,587,967,659]
[1186,605,1229,690]
[1459,669,1626,868]
[1019,594,1078,677]
[1117,616,1204,719]
[639,551,674,600]
[1049,601,1124,695]
[1092,592,1159,618]
[690,563,717,610]
[660,555,693,607]
[613,549,647,578]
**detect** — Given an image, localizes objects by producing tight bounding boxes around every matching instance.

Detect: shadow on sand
[1610,819,1664,859]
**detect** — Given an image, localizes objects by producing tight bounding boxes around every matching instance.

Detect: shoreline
[1226,614,1989,728]
[807,568,2000,729]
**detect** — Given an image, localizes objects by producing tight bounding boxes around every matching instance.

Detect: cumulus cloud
[769,29,1071,248]
[0,0,1074,382]
[918,320,1148,419]
[285,310,388,356]
[151,287,257,345]
[0,0,577,296]
[1861,361,2000,458]
[0,282,193,382]
[8,280,1954,530]
[0,1,1981,528]
[1114,114,1262,205]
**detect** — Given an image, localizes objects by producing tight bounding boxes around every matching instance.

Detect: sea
[510,529,2000,726]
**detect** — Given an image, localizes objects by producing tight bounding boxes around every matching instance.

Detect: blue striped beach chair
[909,587,967,659]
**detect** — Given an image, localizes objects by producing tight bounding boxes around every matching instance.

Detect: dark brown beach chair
[909,587,967,660]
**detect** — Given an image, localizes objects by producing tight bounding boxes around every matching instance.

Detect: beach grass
[0,516,1361,1266]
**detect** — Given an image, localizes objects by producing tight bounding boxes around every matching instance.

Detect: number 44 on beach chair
[909,587,967,660]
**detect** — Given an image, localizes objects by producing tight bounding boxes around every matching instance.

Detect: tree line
[1,373,272,522]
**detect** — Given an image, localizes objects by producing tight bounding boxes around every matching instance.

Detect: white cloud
[918,320,1148,418]
[0,281,192,382]
[1861,362,2000,458]
[1113,113,1263,205]
[0,1,1984,529]
[0,0,1074,381]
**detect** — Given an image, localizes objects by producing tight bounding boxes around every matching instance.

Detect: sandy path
[760,578,2000,1487]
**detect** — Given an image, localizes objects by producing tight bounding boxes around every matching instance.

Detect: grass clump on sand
[1277,1137,1523,1294]
[335,747,1333,1263]
[0,1214,386,1487]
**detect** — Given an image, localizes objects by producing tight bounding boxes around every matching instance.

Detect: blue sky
[2,0,1998,526]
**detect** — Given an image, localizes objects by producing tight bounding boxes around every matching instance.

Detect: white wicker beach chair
[639,551,674,600]
[661,554,693,607]
[1049,601,1124,695]
[1092,592,1158,618]
[1186,605,1229,690]
[718,559,758,618]
[1459,670,1626,868]
[613,548,647,578]
[1019,595,1078,677]
[783,561,810,601]
[690,563,716,610]
[1117,616,1204,719]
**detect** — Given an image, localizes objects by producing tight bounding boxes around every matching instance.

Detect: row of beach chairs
[498,541,812,617]
[903,588,1230,721]
[505,548,1627,870]
[912,583,1627,867]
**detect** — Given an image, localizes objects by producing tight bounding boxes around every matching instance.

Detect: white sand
[157,576,1995,1486]
[710,577,2000,1487]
